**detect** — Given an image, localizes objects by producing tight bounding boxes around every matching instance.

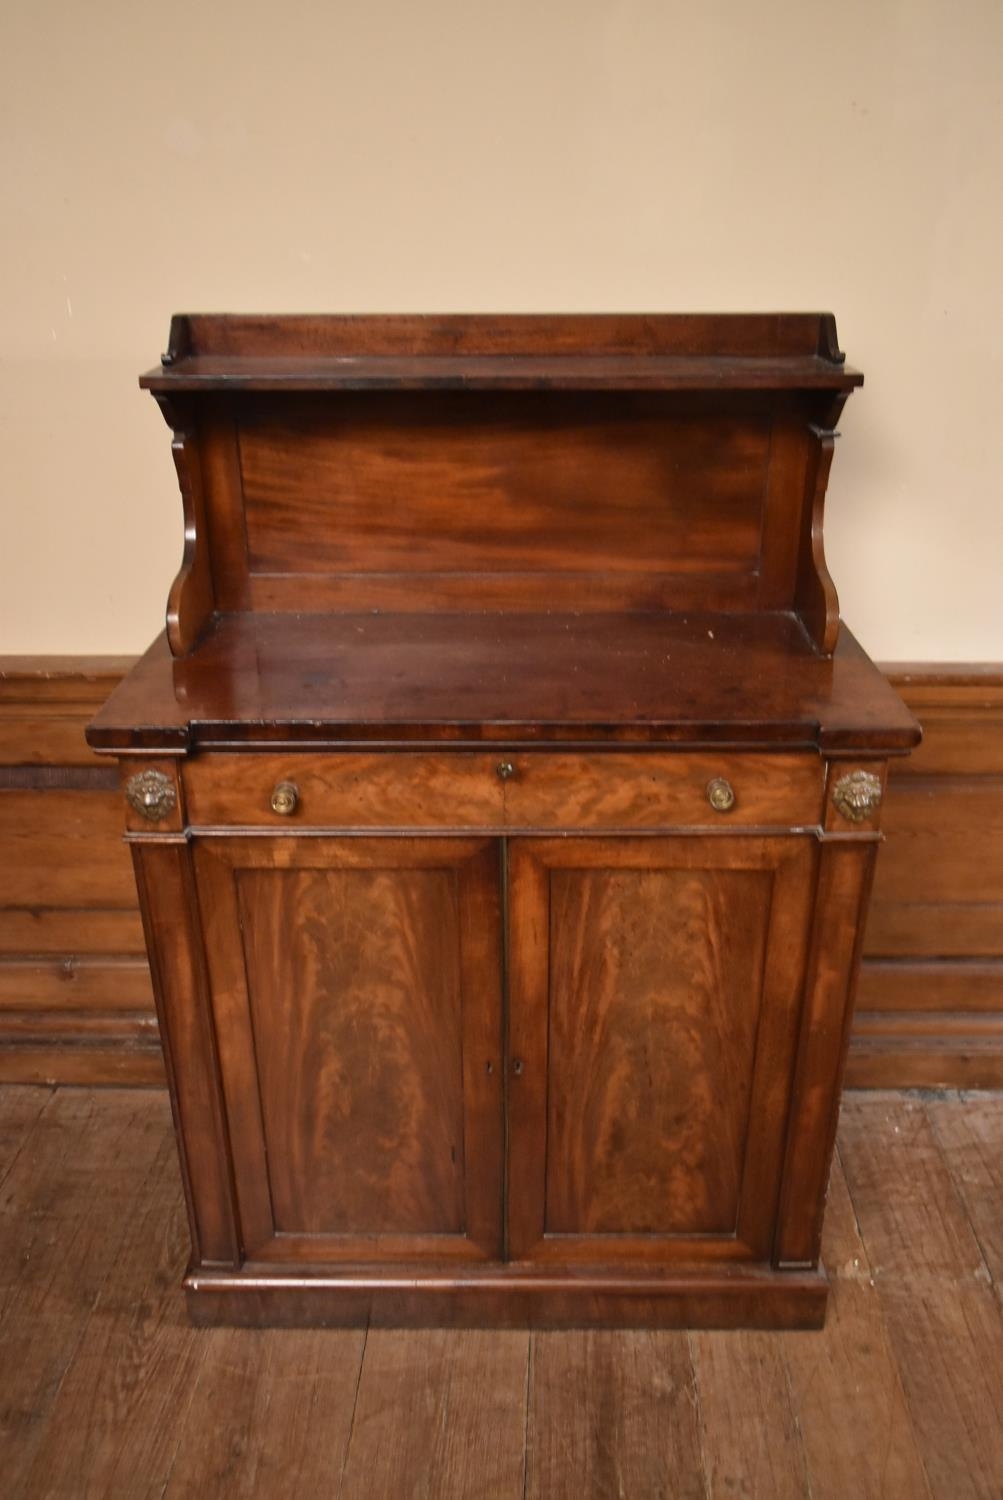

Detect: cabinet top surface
[88,611,920,753]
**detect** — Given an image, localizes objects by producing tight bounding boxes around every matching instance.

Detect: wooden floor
[1,1089,1001,1499]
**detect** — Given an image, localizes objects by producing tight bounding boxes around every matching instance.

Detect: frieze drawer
[182,750,825,831]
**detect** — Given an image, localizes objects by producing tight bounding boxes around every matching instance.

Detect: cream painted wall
[1,0,1000,659]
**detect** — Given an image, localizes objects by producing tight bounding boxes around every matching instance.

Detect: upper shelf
[136,310,866,663]
[141,312,863,394]
[142,353,863,394]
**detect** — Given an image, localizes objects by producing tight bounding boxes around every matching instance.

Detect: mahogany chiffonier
[88,313,919,1329]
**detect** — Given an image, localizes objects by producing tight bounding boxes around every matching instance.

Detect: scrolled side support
[155,394,216,657]
[795,394,849,656]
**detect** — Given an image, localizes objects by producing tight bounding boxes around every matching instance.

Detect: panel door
[506,835,817,1264]
[193,837,503,1264]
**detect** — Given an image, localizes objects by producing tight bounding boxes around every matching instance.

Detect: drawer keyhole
[496,761,516,782]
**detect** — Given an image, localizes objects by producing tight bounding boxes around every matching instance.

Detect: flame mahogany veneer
[88,314,919,1327]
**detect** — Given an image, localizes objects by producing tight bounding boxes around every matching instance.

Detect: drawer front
[503,752,823,828]
[184,751,823,830]
[184,752,505,829]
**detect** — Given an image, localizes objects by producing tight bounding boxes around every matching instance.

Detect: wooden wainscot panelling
[0,658,164,1085]
[848,665,1003,1088]
[1,657,1001,1089]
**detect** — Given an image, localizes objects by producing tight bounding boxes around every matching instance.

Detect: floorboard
[526,1330,706,1500]
[18,1111,205,1499]
[1,1084,1002,1499]
[926,1093,1003,1305]
[782,1152,931,1499]
[689,1329,810,1498]
[338,1329,530,1500]
[0,1084,51,1189]
[162,1327,366,1498]
[0,1089,168,1496]
[838,1092,1003,1499]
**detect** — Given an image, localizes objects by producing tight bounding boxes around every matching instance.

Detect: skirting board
[0,657,1001,1089]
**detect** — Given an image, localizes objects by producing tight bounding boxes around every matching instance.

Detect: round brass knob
[707,777,736,813]
[496,761,516,781]
[270,781,299,816]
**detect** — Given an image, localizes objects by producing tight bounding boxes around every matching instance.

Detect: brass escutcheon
[707,777,736,813]
[270,781,299,816]
[496,761,516,781]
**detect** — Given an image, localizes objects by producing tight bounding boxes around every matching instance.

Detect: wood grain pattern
[251,568,766,617]
[144,353,863,396]
[864,902,1003,959]
[0,655,133,768]
[183,1264,828,1330]
[783,1152,932,1499]
[185,750,505,829]
[0,790,137,908]
[142,310,860,400]
[501,750,822,829]
[838,1094,1003,1498]
[240,865,466,1236]
[184,747,823,831]
[134,315,864,662]
[0,1090,167,1493]
[163,1328,365,1498]
[0,955,153,1010]
[545,865,770,1236]
[339,1330,529,1500]
[850,665,1003,1087]
[3,1036,152,1094]
[4,659,999,1112]
[6,1085,1003,1496]
[0,1083,49,1184]
[793,404,846,655]
[0,715,120,766]
[132,842,240,1267]
[196,401,252,613]
[775,838,877,1266]
[690,1329,811,1497]
[0,1041,164,1087]
[756,418,811,611]
[88,612,921,754]
[0,1092,148,1338]
[157,310,854,361]
[193,837,504,1262]
[0,661,159,1084]
[871,782,1003,903]
[155,396,217,658]
[0,907,145,955]
[526,1331,706,1500]
[18,1112,205,1499]
[927,1094,1003,1305]
[856,958,1003,1011]
[239,395,769,615]
[507,836,816,1263]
